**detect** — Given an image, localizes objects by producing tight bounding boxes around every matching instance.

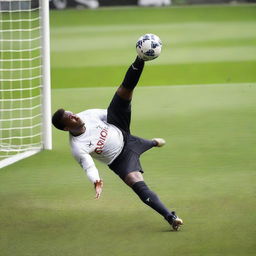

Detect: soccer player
[52,55,183,231]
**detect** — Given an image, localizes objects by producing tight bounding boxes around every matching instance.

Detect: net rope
[0,0,43,162]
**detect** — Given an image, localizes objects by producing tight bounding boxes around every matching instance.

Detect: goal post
[41,0,52,150]
[0,0,52,169]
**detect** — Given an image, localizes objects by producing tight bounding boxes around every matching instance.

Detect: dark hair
[52,108,66,130]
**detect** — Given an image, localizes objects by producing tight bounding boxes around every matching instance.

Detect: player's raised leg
[107,56,144,133]
[116,56,145,101]
[117,32,162,101]
[108,34,161,130]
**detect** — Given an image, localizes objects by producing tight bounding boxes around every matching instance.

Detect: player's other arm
[74,151,103,199]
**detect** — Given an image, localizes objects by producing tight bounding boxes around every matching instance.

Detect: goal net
[0,0,52,168]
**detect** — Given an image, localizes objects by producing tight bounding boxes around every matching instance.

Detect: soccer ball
[136,34,162,61]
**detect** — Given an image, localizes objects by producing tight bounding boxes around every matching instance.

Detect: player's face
[63,111,84,130]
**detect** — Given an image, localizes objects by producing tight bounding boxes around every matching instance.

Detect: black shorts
[107,93,155,180]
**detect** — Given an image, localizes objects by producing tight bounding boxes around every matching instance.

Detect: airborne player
[52,36,183,231]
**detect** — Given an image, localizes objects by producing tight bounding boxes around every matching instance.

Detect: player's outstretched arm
[74,152,103,199]
[85,165,103,199]
[94,179,104,199]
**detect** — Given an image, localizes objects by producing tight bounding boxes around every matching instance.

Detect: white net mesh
[0,0,46,168]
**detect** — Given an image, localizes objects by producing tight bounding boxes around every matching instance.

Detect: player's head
[52,109,84,131]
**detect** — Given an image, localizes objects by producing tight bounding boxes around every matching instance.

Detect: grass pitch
[1,84,255,256]
[50,5,256,88]
[1,4,256,256]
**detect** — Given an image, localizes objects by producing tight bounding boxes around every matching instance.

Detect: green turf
[1,84,256,256]
[50,5,256,88]
[52,61,256,88]
[50,5,256,26]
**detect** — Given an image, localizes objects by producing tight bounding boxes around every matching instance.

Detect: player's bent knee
[124,171,144,187]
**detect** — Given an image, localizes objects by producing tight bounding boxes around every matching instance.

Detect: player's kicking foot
[166,211,183,231]
[152,138,166,147]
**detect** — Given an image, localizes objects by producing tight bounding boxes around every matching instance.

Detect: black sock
[121,56,145,91]
[132,181,172,219]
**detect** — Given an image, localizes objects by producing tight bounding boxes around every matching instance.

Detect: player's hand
[94,179,103,199]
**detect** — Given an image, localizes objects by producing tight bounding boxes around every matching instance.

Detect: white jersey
[70,109,124,182]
